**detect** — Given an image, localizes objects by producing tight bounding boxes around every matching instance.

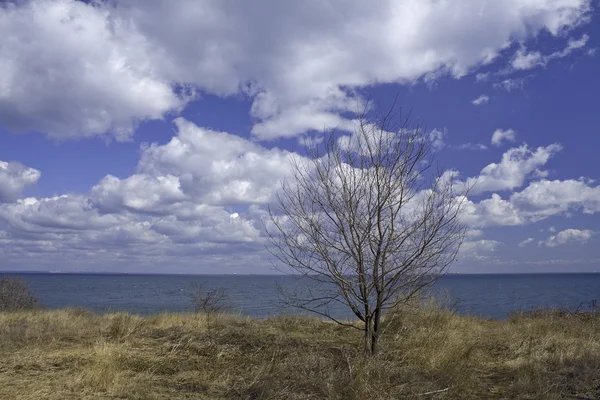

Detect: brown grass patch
[0,304,598,399]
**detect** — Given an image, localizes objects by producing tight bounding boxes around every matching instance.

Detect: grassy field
[0,303,599,399]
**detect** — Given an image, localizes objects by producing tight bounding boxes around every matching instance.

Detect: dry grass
[0,302,599,399]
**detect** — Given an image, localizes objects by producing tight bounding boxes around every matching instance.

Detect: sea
[4,273,600,320]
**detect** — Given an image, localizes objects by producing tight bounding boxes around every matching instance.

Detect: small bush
[0,276,39,312]
[190,282,231,315]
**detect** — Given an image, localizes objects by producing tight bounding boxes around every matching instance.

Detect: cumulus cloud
[0,160,41,203]
[1,126,600,270]
[135,118,297,206]
[0,0,597,270]
[460,174,600,229]
[539,228,594,247]
[0,195,124,233]
[0,193,267,272]
[459,175,600,228]
[447,139,600,229]
[0,0,188,141]
[90,174,186,215]
[460,238,503,261]
[460,194,523,228]
[466,229,484,239]
[0,119,301,271]
[464,143,561,194]
[491,129,517,146]
[429,129,446,151]
[472,95,490,106]
[510,178,600,218]
[0,0,593,140]
[458,226,503,260]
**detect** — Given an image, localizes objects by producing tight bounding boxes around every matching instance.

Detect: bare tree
[266,104,468,355]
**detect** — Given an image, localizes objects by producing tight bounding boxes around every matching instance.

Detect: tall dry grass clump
[0,301,598,399]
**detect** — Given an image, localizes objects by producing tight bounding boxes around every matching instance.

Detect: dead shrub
[0,276,39,312]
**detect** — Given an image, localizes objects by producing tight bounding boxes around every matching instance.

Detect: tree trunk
[371,308,381,355]
[364,316,373,355]
[370,330,379,355]
[364,314,380,356]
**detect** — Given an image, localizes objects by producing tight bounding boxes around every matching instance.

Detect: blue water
[4,273,600,320]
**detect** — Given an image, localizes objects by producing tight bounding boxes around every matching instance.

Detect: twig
[416,387,449,396]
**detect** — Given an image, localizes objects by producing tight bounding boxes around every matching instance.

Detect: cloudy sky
[1,0,599,274]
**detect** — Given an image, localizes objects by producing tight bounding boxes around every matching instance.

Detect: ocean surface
[5,273,600,320]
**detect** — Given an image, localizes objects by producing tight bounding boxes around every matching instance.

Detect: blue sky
[0,0,599,273]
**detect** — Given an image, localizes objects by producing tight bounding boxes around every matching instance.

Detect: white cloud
[475,72,490,82]
[460,194,523,228]
[429,129,446,150]
[136,118,297,206]
[448,139,600,230]
[0,119,304,272]
[460,239,503,260]
[491,129,517,146]
[466,229,485,239]
[1,126,600,270]
[511,49,545,70]
[510,178,600,218]
[0,160,41,203]
[493,78,526,92]
[459,231,506,261]
[518,238,535,247]
[90,174,186,215]
[0,194,267,272]
[460,176,600,229]
[0,0,593,140]
[0,195,124,232]
[459,225,503,260]
[472,95,490,106]
[298,135,324,147]
[457,143,488,151]
[336,123,445,155]
[465,143,561,194]
[551,34,589,58]
[0,0,188,141]
[539,228,594,247]
[511,34,590,71]
[0,0,597,272]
